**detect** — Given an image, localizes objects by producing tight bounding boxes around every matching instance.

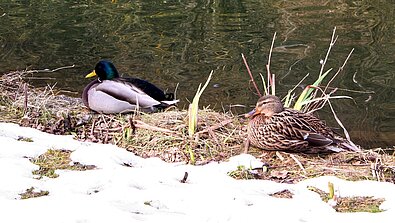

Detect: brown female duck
[246,95,360,153]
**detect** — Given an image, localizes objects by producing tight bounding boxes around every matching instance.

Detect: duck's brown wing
[303,133,333,147]
[248,115,309,151]
[271,109,335,147]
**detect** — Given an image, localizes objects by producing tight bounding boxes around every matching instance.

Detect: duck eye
[260,100,269,105]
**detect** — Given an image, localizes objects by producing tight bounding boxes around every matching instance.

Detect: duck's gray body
[83,79,178,113]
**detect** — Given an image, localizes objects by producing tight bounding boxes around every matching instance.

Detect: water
[0,0,394,148]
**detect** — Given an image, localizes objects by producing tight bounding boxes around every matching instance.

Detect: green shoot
[188,70,213,137]
[293,68,332,110]
[328,182,335,199]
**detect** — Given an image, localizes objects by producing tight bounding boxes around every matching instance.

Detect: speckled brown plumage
[246,95,360,153]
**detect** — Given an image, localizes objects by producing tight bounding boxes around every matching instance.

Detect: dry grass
[230,149,395,184]
[269,189,294,199]
[30,149,96,179]
[1,70,395,184]
[19,187,49,199]
[334,196,385,213]
[0,70,84,134]
[73,109,245,164]
[308,186,385,213]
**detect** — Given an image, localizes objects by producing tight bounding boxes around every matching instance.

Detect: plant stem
[242,53,262,97]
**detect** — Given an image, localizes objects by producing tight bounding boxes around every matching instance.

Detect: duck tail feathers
[340,141,361,152]
[333,136,362,152]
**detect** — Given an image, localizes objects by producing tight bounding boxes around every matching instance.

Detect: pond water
[0,0,394,148]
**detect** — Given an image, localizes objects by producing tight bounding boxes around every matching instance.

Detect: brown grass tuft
[228,149,395,184]
[308,186,385,213]
[19,187,49,199]
[31,149,96,179]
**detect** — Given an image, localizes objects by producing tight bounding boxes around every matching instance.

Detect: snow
[0,122,394,223]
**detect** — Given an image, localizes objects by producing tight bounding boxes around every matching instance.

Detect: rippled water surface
[0,0,394,148]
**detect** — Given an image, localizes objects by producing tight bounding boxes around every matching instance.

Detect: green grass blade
[283,91,295,108]
[294,68,332,110]
[188,71,213,137]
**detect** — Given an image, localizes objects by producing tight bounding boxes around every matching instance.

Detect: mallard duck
[82,60,179,114]
[246,95,360,153]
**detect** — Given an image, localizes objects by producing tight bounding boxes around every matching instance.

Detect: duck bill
[85,70,97,78]
[245,108,258,118]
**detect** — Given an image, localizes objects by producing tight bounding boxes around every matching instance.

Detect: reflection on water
[0,0,393,148]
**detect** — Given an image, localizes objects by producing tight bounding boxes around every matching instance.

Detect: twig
[327,100,360,151]
[94,127,123,132]
[23,83,28,115]
[290,154,307,175]
[207,125,220,145]
[275,151,285,161]
[373,157,382,181]
[180,172,189,183]
[133,120,179,136]
[223,127,238,144]
[304,86,334,114]
[173,82,180,100]
[242,53,262,97]
[303,26,338,110]
[266,32,277,95]
[100,115,110,143]
[266,32,276,74]
[271,74,276,95]
[285,73,309,97]
[319,27,338,77]
[195,119,233,134]
[129,117,136,134]
[324,48,354,93]
[243,139,250,154]
[25,65,76,74]
[90,119,96,136]
[258,73,268,95]
[322,85,374,94]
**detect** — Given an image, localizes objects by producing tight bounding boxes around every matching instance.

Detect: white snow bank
[0,122,394,223]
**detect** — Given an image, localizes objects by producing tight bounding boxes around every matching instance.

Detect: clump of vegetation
[30,149,95,178]
[227,149,395,183]
[228,165,261,180]
[269,189,294,199]
[335,196,385,213]
[17,136,34,142]
[0,68,85,135]
[19,187,49,199]
[308,186,385,213]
